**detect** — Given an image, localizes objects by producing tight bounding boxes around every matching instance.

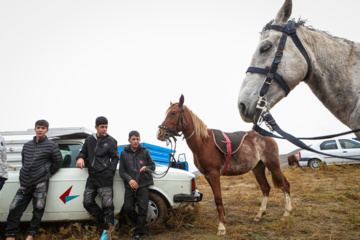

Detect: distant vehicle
[118,142,189,171]
[0,128,202,224]
[298,138,360,169]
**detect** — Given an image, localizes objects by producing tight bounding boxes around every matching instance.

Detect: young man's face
[95,124,108,137]
[129,135,140,150]
[35,125,48,139]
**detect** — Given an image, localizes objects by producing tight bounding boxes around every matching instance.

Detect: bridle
[247,20,311,125]
[158,104,194,141]
[152,104,194,179]
[248,20,360,161]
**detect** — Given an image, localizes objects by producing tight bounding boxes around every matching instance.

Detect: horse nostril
[239,102,247,116]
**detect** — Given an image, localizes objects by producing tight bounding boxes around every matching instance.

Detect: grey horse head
[238,0,309,124]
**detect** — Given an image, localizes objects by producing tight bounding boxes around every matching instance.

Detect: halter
[158,104,195,140]
[247,20,312,123]
[249,21,360,162]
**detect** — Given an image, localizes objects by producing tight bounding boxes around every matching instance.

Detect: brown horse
[157,95,292,236]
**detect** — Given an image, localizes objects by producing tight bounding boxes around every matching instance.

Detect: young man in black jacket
[5,120,63,240]
[119,130,155,240]
[76,116,119,239]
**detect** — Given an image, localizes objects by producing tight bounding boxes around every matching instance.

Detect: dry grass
[1,164,360,239]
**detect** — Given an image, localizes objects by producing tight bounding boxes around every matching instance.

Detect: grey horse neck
[299,26,360,132]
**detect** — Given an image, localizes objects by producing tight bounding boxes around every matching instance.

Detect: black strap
[258,113,360,161]
[247,67,290,96]
[289,34,312,81]
[262,21,312,82]
[253,124,360,140]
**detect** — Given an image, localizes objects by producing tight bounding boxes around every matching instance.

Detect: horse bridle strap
[247,21,312,100]
[158,104,187,138]
[256,112,360,161]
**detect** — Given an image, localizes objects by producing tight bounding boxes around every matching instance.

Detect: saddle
[212,129,248,175]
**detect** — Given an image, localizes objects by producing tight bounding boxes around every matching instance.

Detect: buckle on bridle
[256,96,267,110]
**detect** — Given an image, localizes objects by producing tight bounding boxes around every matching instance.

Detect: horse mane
[262,18,314,33]
[166,103,209,140]
[185,105,209,140]
[261,17,353,44]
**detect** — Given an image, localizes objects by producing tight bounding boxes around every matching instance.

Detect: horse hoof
[253,217,261,222]
[217,229,226,236]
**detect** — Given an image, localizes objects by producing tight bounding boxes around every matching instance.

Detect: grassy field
[1,164,359,240]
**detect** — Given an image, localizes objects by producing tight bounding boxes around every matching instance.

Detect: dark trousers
[124,186,149,236]
[83,174,114,230]
[5,181,49,237]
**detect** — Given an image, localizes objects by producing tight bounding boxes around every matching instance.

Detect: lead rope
[147,136,178,178]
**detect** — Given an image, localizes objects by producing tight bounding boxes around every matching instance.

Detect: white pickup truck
[0,127,202,224]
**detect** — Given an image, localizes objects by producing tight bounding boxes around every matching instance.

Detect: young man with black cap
[5,120,63,240]
[76,116,119,239]
[119,130,156,240]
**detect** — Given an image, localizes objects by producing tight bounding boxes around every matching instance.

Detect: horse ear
[274,0,292,26]
[179,94,184,107]
[170,101,173,105]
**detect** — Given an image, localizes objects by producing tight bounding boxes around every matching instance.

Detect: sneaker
[113,219,118,228]
[99,229,111,240]
[131,234,142,240]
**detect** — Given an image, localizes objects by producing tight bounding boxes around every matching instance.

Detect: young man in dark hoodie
[5,120,63,240]
[119,130,156,240]
[76,116,119,239]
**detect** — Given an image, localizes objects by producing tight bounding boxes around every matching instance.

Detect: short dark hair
[129,130,140,139]
[35,119,49,129]
[96,116,108,126]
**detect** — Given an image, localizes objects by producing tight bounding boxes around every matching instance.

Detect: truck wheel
[125,191,168,226]
[147,191,168,225]
[309,159,321,169]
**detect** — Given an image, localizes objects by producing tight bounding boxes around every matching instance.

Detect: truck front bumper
[174,189,203,202]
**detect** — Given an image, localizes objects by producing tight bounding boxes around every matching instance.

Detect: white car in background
[298,138,360,169]
[0,128,202,224]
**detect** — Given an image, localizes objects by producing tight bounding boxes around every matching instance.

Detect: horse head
[157,94,186,141]
[238,0,310,124]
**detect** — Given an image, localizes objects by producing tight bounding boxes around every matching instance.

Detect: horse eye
[260,43,272,53]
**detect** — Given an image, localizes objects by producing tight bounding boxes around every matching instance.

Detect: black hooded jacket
[77,134,119,177]
[119,144,155,189]
[20,136,63,187]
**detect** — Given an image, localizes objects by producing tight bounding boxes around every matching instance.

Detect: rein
[249,20,360,161]
[147,136,178,179]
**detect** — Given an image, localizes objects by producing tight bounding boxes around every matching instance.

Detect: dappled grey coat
[0,135,7,179]
[19,136,63,187]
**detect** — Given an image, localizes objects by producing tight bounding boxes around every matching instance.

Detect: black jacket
[119,145,155,189]
[77,134,119,177]
[20,136,63,187]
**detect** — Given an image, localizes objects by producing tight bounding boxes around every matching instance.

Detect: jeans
[0,177,5,190]
[5,181,49,237]
[83,174,114,230]
[124,186,149,236]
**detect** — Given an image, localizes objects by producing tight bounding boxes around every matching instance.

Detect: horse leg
[266,164,292,220]
[204,172,226,236]
[252,161,271,221]
[280,177,292,220]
